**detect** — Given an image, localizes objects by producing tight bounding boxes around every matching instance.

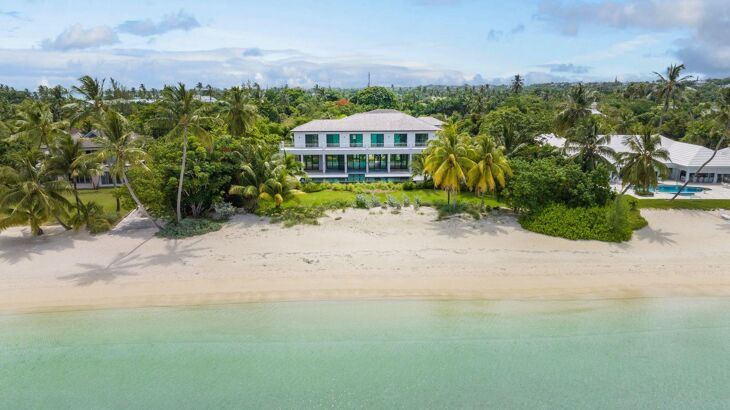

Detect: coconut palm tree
[467,135,511,207]
[84,110,159,227]
[423,124,475,206]
[653,64,694,127]
[510,74,524,94]
[257,168,304,209]
[563,118,616,172]
[221,86,258,137]
[47,133,98,215]
[494,122,533,158]
[157,83,213,223]
[0,154,72,235]
[9,101,68,148]
[618,128,670,194]
[555,83,595,134]
[68,75,108,125]
[670,87,730,200]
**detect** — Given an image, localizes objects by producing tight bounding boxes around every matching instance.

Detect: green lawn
[627,196,730,210]
[284,189,505,209]
[66,188,133,214]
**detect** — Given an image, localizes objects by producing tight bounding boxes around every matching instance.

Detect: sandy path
[1,208,729,313]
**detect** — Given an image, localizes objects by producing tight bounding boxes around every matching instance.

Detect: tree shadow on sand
[427,215,510,238]
[633,226,678,245]
[0,227,97,265]
[57,238,207,287]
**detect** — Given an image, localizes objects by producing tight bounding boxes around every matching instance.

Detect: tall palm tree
[555,83,595,134]
[494,123,532,158]
[618,128,670,194]
[84,111,160,227]
[68,75,107,125]
[221,86,258,137]
[653,64,694,127]
[423,124,475,206]
[467,135,512,207]
[0,154,72,235]
[10,101,68,148]
[47,133,98,215]
[563,118,616,172]
[510,74,524,94]
[157,83,213,223]
[670,87,730,200]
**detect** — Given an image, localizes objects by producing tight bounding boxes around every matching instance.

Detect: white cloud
[41,24,119,50]
[117,10,200,37]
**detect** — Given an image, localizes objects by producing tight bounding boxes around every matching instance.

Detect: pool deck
[614,182,730,200]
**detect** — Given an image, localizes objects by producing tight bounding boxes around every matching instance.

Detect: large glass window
[326,134,340,147]
[303,155,320,171]
[415,133,429,147]
[326,155,344,170]
[368,154,388,170]
[370,133,384,147]
[347,154,367,171]
[390,154,409,170]
[394,133,408,147]
[305,134,319,147]
[349,134,363,147]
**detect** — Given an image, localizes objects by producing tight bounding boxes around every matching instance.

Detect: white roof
[539,133,730,169]
[417,116,445,128]
[292,109,440,133]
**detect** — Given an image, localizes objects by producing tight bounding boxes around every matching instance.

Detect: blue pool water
[650,184,706,195]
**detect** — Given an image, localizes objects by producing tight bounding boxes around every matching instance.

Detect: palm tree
[84,110,160,227]
[257,168,304,209]
[494,123,532,158]
[157,83,213,223]
[0,154,72,235]
[68,75,107,125]
[563,118,616,172]
[510,74,524,94]
[410,153,428,181]
[555,83,595,134]
[467,135,512,207]
[47,133,97,215]
[670,87,730,200]
[423,124,475,206]
[9,101,68,148]
[653,64,694,127]
[618,128,670,194]
[221,87,258,137]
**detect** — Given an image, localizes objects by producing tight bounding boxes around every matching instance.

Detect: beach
[1,209,729,313]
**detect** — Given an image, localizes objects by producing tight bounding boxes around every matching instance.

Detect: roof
[417,116,445,127]
[539,133,730,169]
[292,109,440,133]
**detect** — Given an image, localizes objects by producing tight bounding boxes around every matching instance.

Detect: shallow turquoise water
[2,299,730,409]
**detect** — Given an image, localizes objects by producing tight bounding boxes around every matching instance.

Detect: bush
[386,195,401,209]
[210,202,236,221]
[156,218,222,239]
[370,194,381,208]
[606,197,629,238]
[402,195,410,207]
[268,206,326,227]
[436,202,481,220]
[414,196,422,210]
[354,194,370,209]
[402,181,415,191]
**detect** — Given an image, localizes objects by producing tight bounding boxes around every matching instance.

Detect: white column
[387,154,391,173]
[322,154,326,173]
[344,155,348,174]
[408,153,412,173]
[366,155,369,173]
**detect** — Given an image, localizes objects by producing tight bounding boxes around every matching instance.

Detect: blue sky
[1,0,728,89]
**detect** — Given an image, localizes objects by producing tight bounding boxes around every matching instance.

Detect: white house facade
[283,109,443,182]
[540,133,730,184]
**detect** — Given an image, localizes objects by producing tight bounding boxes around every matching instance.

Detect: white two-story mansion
[283,109,443,182]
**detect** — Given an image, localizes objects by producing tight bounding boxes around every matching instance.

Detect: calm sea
[2,298,730,409]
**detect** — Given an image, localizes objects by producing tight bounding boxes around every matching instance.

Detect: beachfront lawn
[284,189,505,210]
[64,188,133,214]
[628,196,730,210]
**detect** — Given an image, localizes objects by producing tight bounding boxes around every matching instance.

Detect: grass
[285,189,505,210]
[628,196,730,210]
[66,188,133,214]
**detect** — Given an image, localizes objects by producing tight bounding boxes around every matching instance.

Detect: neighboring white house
[67,130,119,189]
[540,133,730,184]
[283,109,443,182]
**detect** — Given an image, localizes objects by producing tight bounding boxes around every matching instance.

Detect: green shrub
[402,195,410,207]
[606,197,629,238]
[414,196,422,210]
[370,194,381,208]
[436,202,481,220]
[156,218,222,239]
[210,202,236,221]
[402,181,415,191]
[268,206,326,227]
[354,194,370,209]
[386,195,401,209]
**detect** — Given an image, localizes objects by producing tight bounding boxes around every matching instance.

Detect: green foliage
[210,201,236,221]
[352,86,397,109]
[386,195,401,208]
[267,206,326,227]
[370,194,381,208]
[436,201,482,220]
[155,218,222,239]
[402,181,415,190]
[503,158,612,212]
[402,195,410,207]
[354,193,370,209]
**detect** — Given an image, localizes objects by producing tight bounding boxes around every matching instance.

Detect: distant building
[283,109,442,182]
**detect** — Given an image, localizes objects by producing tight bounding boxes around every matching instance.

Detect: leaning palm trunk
[671,135,726,201]
[176,127,188,223]
[122,172,161,228]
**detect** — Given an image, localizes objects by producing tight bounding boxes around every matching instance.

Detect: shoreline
[2,208,730,314]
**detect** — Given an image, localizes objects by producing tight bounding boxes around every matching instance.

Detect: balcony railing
[394,142,408,147]
[371,143,384,148]
[305,142,319,148]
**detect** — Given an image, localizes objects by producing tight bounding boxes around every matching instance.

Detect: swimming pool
[650,184,706,195]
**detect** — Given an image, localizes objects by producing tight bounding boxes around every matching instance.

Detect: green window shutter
[326,134,340,147]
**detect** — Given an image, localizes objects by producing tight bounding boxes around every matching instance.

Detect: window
[303,155,320,171]
[326,155,344,170]
[415,133,429,147]
[305,134,319,147]
[370,133,384,147]
[326,134,340,147]
[390,154,409,170]
[368,154,388,170]
[394,133,408,147]
[347,154,367,171]
[349,134,363,147]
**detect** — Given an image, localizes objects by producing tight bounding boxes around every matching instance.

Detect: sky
[1,0,729,89]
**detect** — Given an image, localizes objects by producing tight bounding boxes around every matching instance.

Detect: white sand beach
[1,209,729,313]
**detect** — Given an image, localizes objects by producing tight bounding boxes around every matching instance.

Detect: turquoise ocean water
[2,298,730,409]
